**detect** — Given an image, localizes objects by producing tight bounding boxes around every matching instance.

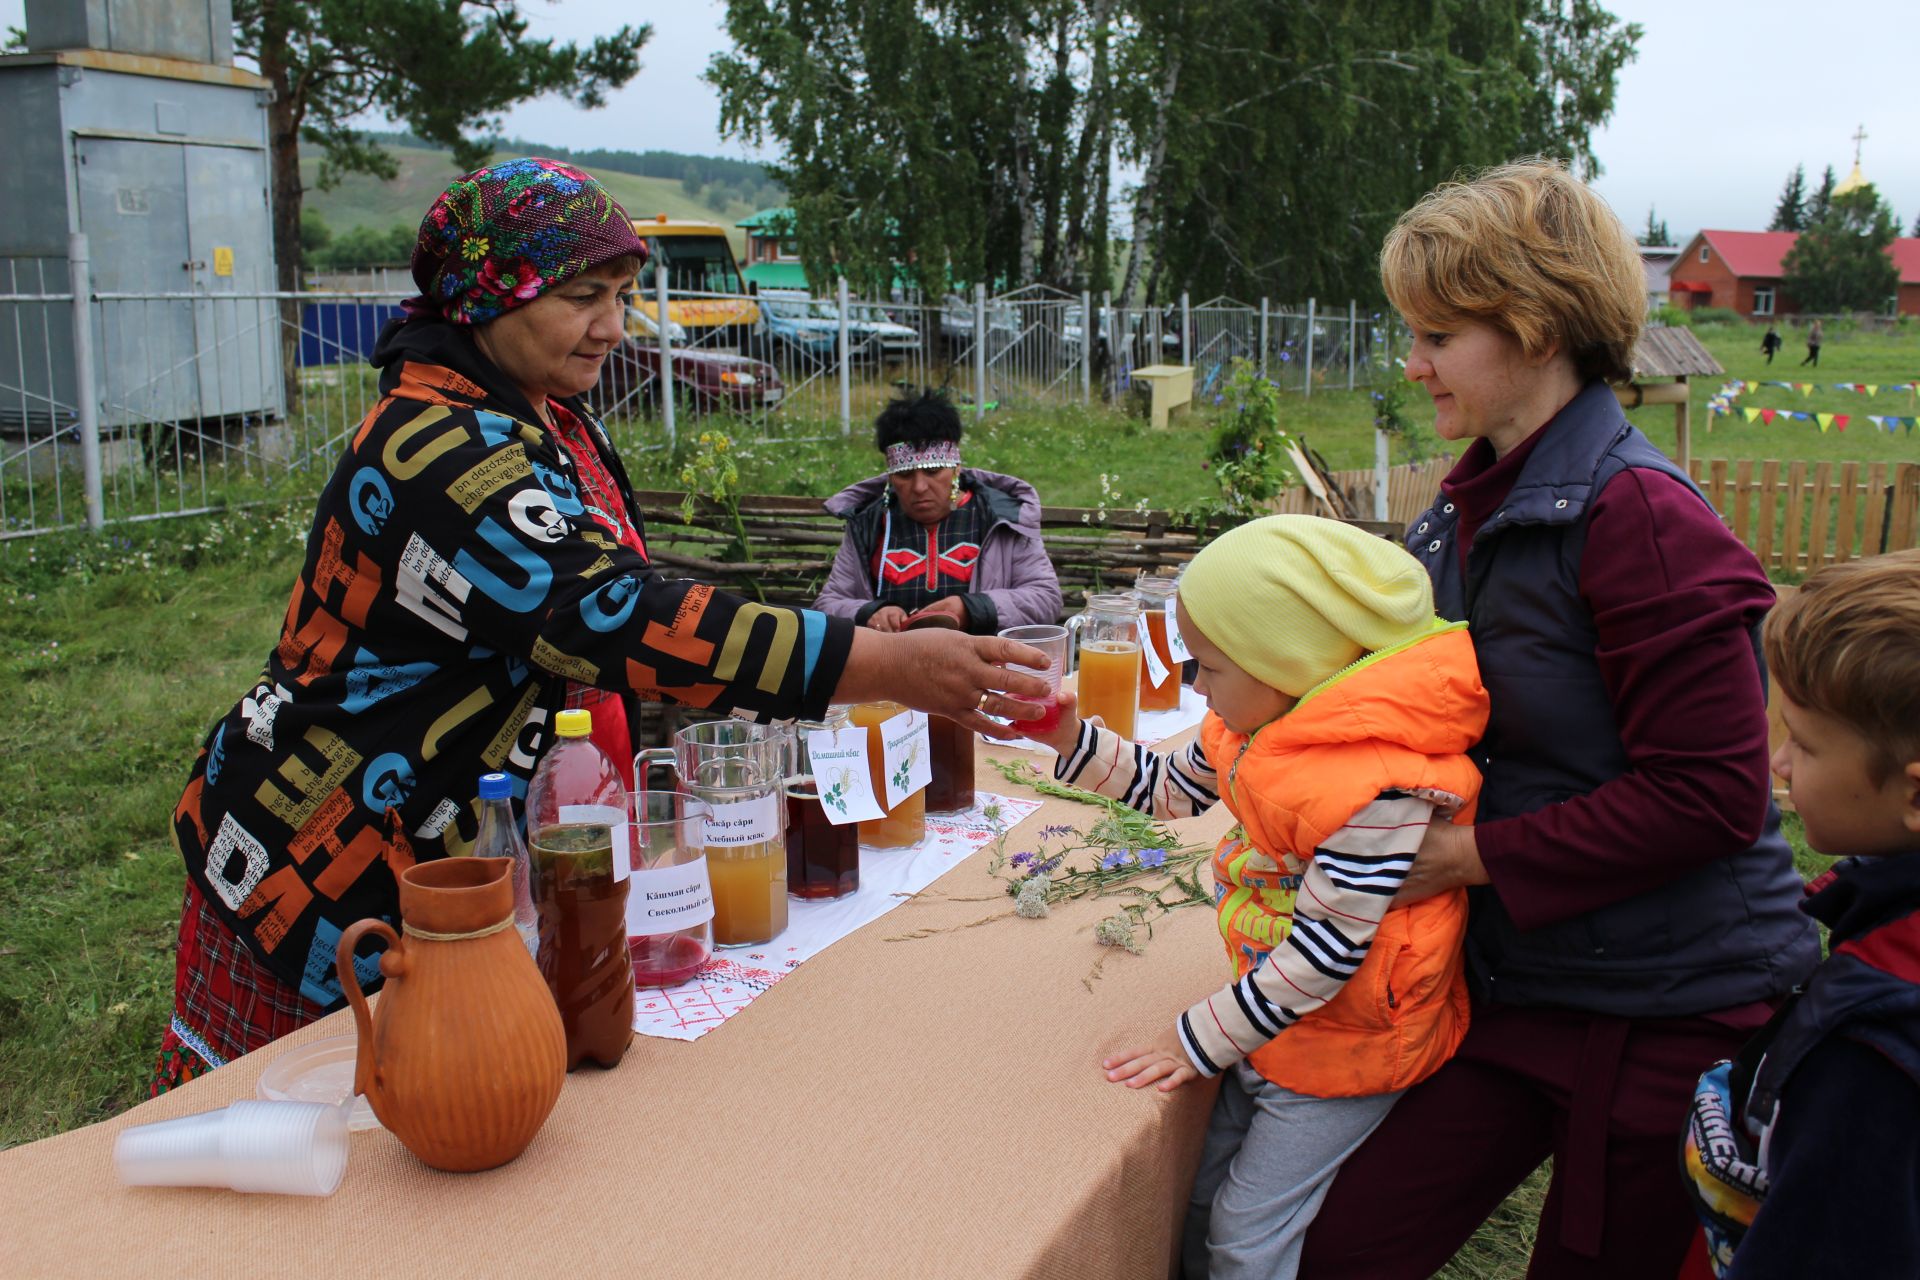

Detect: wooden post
[1675,375,1690,468]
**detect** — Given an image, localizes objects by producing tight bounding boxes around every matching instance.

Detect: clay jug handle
[336,919,402,1099]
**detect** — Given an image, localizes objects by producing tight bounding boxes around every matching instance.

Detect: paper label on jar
[881,710,932,807]
[558,803,631,881]
[1162,606,1193,663]
[625,856,715,933]
[1140,612,1172,686]
[804,726,886,824]
[703,794,782,847]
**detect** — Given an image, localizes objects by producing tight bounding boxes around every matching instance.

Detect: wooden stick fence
[1690,460,1920,576]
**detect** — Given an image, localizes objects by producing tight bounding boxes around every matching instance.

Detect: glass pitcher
[1066,592,1142,741]
[638,719,789,947]
[1134,572,1182,713]
[785,707,861,900]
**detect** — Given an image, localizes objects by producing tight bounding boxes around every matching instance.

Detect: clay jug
[337,856,567,1172]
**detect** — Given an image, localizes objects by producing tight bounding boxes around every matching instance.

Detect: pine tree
[1807,165,1837,225]
[1782,184,1900,313]
[1639,206,1671,246]
[1768,165,1806,232]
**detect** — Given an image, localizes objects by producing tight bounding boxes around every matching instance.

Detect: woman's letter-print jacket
[172,318,853,1005]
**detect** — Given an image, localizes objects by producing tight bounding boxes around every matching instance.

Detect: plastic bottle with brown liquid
[526,709,633,1071]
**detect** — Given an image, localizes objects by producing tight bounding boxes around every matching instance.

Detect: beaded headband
[884,440,962,473]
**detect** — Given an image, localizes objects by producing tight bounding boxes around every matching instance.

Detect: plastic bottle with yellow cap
[525,707,633,1070]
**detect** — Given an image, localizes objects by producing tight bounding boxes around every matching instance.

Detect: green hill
[300,142,761,257]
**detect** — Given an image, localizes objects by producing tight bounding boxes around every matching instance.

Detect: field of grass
[0,315,1894,1274]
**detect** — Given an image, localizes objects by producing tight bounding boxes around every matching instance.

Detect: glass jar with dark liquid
[924,715,976,814]
[786,708,861,899]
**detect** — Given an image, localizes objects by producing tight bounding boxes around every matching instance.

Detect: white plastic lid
[256,1034,383,1131]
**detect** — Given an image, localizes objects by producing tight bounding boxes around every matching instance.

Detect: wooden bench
[1129,364,1196,430]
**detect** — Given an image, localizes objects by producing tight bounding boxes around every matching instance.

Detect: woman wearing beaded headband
[816,390,1063,633]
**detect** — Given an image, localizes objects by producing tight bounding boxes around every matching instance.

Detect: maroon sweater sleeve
[1475,468,1780,930]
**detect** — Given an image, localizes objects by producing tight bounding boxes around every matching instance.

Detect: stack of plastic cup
[113,1099,349,1196]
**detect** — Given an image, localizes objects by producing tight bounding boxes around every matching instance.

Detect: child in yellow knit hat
[1028,514,1489,1280]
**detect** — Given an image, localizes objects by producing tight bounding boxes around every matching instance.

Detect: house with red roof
[1667,229,1920,318]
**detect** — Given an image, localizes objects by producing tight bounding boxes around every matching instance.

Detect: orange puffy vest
[1199,623,1488,1098]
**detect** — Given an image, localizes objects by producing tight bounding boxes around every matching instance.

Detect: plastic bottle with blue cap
[474,771,539,960]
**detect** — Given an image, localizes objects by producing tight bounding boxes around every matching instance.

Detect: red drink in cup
[999,624,1069,737]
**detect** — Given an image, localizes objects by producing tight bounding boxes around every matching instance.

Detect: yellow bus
[629,215,761,350]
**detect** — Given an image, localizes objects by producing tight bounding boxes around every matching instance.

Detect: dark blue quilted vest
[1406,381,1819,1016]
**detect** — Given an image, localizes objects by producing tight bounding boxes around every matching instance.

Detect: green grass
[0,508,309,1146]
[1624,321,1920,466]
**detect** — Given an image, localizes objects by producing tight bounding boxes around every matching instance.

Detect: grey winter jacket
[814,469,1064,632]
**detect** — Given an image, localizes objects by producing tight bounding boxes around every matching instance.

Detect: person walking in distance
[1801,319,1823,367]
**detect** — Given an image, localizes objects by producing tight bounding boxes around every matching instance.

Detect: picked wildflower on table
[1014,873,1053,918]
[1094,913,1146,956]
[1099,849,1133,871]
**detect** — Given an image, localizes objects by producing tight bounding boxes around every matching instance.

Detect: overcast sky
[7,0,1911,241]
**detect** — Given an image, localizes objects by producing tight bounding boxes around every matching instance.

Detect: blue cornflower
[1100,849,1133,871]
[1138,848,1168,869]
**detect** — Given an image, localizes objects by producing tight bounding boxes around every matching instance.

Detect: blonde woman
[1299,162,1818,1279]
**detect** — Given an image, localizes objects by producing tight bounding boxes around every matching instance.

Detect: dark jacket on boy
[1685,854,1920,1278]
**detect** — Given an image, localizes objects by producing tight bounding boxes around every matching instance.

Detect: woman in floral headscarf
[155,160,1050,1091]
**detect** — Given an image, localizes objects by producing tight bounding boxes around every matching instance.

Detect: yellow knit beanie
[1178,514,1437,697]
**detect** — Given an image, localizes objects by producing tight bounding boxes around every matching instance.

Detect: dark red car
[594,338,786,417]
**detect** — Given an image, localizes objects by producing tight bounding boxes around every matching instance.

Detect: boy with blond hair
[1683,549,1920,1278]
[1027,514,1488,1279]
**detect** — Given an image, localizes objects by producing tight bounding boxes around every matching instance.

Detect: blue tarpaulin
[298,301,406,367]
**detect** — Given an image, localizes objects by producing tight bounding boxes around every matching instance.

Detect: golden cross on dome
[1852,124,1868,166]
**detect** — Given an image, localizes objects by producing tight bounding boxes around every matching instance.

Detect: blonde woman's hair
[1381,159,1645,384]
[1764,549,1920,785]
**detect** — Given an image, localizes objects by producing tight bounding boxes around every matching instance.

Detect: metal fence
[1,239,1397,538]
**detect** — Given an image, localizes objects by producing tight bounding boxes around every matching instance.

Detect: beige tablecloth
[0,737,1232,1280]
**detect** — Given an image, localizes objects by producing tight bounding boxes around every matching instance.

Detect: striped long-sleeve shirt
[1053,718,1435,1077]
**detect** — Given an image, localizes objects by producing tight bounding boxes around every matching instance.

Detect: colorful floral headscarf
[407,157,649,326]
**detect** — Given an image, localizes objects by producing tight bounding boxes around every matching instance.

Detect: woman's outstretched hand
[837,628,1054,738]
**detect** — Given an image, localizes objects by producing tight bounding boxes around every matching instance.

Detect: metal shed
[0,0,283,441]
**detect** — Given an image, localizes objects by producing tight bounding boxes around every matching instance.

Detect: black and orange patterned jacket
[172,317,852,1004]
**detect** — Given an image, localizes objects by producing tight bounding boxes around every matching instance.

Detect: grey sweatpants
[1181,1062,1404,1280]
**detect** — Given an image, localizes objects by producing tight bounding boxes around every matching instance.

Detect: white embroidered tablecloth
[632,792,1041,1041]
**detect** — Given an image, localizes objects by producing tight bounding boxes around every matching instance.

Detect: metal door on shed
[73,135,201,424]
[183,144,283,421]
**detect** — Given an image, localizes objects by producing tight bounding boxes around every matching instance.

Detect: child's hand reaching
[1026,688,1084,756]
[1103,1026,1201,1092]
